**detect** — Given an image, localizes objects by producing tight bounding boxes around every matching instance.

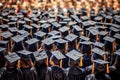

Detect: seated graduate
[0,52,23,80]
[0,47,7,69]
[85,59,111,80]
[45,50,66,80]
[65,49,85,80]
[17,50,38,80]
[33,50,48,80]
[109,49,120,80]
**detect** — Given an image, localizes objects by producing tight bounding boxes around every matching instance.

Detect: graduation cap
[33,50,48,62]
[80,36,90,41]
[8,22,16,27]
[59,26,70,37]
[103,36,115,52]
[40,23,51,33]
[55,38,67,50]
[63,18,71,22]
[88,29,99,41]
[31,23,40,33]
[42,38,54,50]
[51,22,61,30]
[99,31,109,43]
[23,25,33,36]
[0,24,8,31]
[34,31,46,40]
[5,52,21,63]
[103,36,115,43]
[12,35,24,43]
[68,22,77,29]
[24,18,32,25]
[92,47,107,60]
[0,40,9,49]
[113,33,120,45]
[65,33,78,49]
[47,19,56,23]
[10,17,18,22]
[39,20,47,25]
[66,49,83,66]
[51,50,66,68]
[48,30,60,36]
[59,21,68,26]
[17,50,32,59]
[80,41,93,54]
[25,38,39,51]
[109,27,119,36]
[81,16,88,21]
[91,59,109,74]
[105,15,112,23]
[31,17,39,24]
[93,42,105,49]
[114,49,120,56]
[18,21,26,29]
[0,47,6,56]
[8,27,18,36]
[72,25,83,36]
[94,16,103,22]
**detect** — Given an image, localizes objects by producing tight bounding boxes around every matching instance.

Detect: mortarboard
[31,17,39,24]
[31,23,40,33]
[59,26,70,37]
[17,50,32,59]
[68,22,77,29]
[40,23,51,33]
[51,50,66,68]
[0,24,8,31]
[18,21,26,29]
[80,36,90,41]
[66,49,83,66]
[5,52,21,63]
[47,19,56,23]
[113,33,120,45]
[114,49,120,56]
[93,42,105,49]
[34,31,46,40]
[24,17,32,25]
[8,27,18,33]
[109,27,119,36]
[0,47,6,53]
[55,38,67,50]
[99,31,108,36]
[42,38,54,50]
[48,30,60,36]
[0,31,13,41]
[63,18,71,22]
[81,16,88,21]
[33,50,48,62]
[8,22,16,27]
[94,16,103,22]
[72,25,83,36]
[12,35,24,43]
[0,40,9,48]
[10,17,18,22]
[51,22,61,30]
[103,36,115,43]
[105,15,112,23]
[39,20,47,25]
[59,21,68,26]
[91,59,109,74]
[65,33,78,49]
[25,38,39,51]
[23,25,33,36]
[111,24,120,29]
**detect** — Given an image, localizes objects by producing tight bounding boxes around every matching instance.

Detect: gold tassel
[10,37,12,46]
[30,29,32,37]
[96,34,99,41]
[112,42,115,52]
[65,42,68,53]
[17,59,21,69]
[104,54,106,61]
[92,62,95,74]
[79,56,83,67]
[46,57,49,67]
[36,43,39,51]
[60,59,62,68]
[106,64,109,74]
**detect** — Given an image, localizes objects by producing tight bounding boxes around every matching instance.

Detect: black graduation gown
[83,54,92,68]
[65,67,85,80]
[35,63,47,80]
[45,66,66,80]
[21,67,37,80]
[0,53,6,69]
[85,74,111,80]
[0,67,23,80]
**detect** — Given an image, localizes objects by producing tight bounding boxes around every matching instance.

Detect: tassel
[68,58,70,66]
[79,56,83,67]
[17,60,21,69]
[104,54,106,61]
[30,29,32,37]
[10,37,12,46]
[46,57,49,67]
[112,42,115,52]
[65,42,68,53]
[60,59,62,68]
[36,43,39,51]
[106,64,109,74]
[96,34,99,41]
[92,62,95,74]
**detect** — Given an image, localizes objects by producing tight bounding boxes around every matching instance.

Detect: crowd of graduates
[0,0,120,80]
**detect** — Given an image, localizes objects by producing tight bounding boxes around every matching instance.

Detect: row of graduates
[0,4,120,80]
